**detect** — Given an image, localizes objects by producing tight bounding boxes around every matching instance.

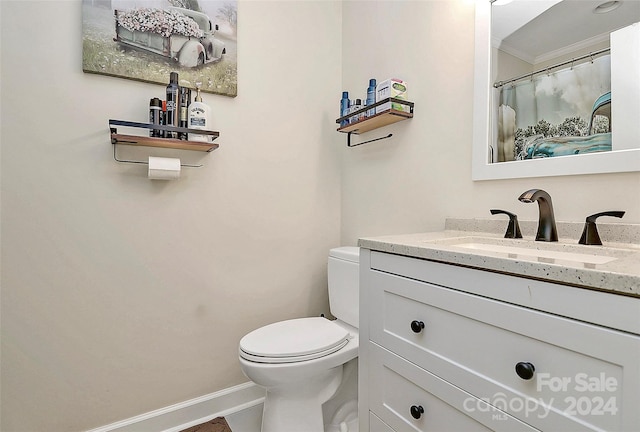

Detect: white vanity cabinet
[358,249,640,432]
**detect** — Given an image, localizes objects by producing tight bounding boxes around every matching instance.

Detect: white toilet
[239,247,360,432]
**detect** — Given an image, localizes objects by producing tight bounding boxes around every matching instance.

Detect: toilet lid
[240,317,350,363]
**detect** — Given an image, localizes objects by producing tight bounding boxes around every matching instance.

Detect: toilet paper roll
[148,156,181,180]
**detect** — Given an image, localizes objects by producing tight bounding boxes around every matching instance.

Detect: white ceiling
[492,0,640,64]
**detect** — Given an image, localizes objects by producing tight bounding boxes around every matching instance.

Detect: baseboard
[86,382,265,432]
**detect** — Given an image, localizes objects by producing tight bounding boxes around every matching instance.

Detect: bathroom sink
[423,236,629,267]
[454,242,615,265]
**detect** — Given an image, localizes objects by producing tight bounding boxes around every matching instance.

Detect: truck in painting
[523,92,612,159]
[114,7,225,68]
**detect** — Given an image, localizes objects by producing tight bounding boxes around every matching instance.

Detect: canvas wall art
[82,0,237,97]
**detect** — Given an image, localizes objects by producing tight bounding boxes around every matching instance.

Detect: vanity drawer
[368,269,640,431]
[370,412,394,432]
[368,342,538,432]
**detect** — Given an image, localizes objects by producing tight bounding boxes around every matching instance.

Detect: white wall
[0,1,342,431]
[340,0,640,245]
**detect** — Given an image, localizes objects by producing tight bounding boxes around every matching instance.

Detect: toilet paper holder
[112,145,202,168]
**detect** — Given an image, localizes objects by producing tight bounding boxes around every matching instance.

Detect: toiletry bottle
[349,98,363,124]
[165,72,179,138]
[161,100,167,137]
[340,91,350,127]
[149,97,162,137]
[188,82,212,142]
[178,87,191,140]
[366,78,376,117]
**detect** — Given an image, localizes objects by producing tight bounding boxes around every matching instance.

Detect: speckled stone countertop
[358,219,640,297]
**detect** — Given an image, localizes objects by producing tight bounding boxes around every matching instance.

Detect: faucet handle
[579,211,625,245]
[490,209,523,239]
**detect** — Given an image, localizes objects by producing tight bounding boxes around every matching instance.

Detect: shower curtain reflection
[496,55,612,162]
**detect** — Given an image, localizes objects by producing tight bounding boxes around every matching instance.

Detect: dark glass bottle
[165,72,179,138]
[149,97,163,137]
[178,87,191,140]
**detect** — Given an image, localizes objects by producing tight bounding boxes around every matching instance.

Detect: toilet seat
[239,317,351,364]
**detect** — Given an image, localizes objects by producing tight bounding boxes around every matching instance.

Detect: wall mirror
[472,0,640,180]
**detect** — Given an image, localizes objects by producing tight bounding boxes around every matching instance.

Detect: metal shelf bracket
[112,144,203,168]
[347,132,393,147]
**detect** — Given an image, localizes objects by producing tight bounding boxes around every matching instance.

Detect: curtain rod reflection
[493,47,610,88]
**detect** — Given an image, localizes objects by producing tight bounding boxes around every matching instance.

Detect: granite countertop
[358,219,640,297]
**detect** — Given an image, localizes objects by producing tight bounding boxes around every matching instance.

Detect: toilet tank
[327,247,359,328]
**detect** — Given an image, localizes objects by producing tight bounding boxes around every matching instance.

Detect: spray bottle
[365,78,376,117]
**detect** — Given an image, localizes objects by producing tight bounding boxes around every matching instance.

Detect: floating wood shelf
[335,98,413,147]
[109,119,219,152]
[336,98,414,134]
[111,133,219,152]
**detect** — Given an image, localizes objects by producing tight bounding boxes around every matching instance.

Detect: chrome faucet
[518,189,558,242]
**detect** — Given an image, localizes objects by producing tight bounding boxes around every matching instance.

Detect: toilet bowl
[238,247,360,432]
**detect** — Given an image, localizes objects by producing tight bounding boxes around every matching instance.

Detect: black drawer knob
[515,362,535,380]
[410,320,425,333]
[410,404,424,419]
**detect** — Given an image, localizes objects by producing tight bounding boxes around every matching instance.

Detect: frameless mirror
[472,0,640,180]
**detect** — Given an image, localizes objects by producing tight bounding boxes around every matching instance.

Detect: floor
[226,404,262,432]
[179,404,262,432]
[179,417,232,432]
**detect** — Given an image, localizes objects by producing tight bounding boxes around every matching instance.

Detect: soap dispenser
[188,82,212,142]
